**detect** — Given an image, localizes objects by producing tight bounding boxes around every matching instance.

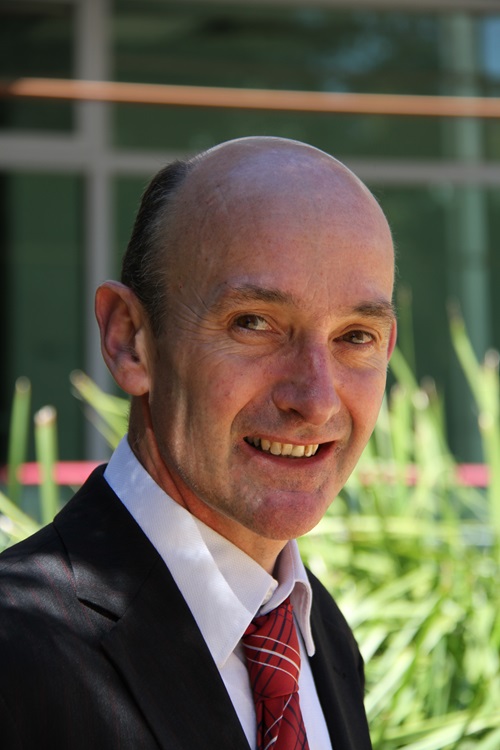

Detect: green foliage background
[1,315,499,749]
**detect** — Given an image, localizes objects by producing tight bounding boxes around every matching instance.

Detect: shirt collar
[104,437,316,666]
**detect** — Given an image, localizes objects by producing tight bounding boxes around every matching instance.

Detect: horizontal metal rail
[1,77,500,118]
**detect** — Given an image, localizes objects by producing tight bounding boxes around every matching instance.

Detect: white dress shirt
[104,437,332,750]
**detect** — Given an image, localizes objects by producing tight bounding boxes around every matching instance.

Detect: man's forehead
[166,138,393,295]
[174,148,374,247]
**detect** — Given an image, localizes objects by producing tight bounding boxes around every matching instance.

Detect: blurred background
[1,0,499,462]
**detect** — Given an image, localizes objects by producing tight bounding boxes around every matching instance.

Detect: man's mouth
[245,437,320,458]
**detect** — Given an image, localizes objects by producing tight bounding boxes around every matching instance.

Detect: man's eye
[234,314,270,331]
[343,330,373,344]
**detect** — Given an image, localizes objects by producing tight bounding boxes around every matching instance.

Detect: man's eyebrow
[210,283,396,322]
[209,284,294,313]
[349,301,397,323]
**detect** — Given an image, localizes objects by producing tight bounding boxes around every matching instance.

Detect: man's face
[143,145,396,549]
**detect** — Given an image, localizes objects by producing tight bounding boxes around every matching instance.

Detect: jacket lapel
[101,556,251,749]
[54,468,251,750]
[307,574,373,750]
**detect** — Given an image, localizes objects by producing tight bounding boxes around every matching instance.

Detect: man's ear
[95,281,152,396]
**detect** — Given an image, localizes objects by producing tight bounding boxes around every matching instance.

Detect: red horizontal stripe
[0,461,101,486]
[0,462,489,488]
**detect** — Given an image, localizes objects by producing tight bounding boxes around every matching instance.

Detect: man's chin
[237,489,335,542]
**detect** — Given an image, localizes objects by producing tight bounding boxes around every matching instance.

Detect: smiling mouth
[245,437,320,458]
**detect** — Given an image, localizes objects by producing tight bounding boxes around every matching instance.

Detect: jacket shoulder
[0,465,107,568]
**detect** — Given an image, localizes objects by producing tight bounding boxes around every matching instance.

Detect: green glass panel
[1,172,84,461]
[111,3,500,160]
[375,183,500,462]
[0,2,74,131]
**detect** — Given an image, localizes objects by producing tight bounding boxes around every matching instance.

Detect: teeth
[248,438,319,458]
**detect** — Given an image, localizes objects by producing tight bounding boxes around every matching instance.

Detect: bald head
[189,135,352,181]
[175,137,381,234]
[121,136,393,335]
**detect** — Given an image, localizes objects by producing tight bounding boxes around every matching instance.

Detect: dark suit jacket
[0,467,372,749]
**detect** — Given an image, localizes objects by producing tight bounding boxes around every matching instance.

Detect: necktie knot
[243,598,300,700]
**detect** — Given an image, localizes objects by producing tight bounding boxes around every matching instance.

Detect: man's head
[96,136,396,570]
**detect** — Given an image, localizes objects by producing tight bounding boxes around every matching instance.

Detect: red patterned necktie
[243,597,310,750]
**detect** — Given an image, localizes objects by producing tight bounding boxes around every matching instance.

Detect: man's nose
[271,341,342,426]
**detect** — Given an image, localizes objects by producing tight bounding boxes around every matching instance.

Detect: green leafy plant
[6,376,31,507]
[70,370,128,448]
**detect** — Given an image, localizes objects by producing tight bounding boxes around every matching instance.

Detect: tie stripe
[243,597,310,750]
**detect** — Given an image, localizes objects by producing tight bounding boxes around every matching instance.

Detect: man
[0,137,396,749]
